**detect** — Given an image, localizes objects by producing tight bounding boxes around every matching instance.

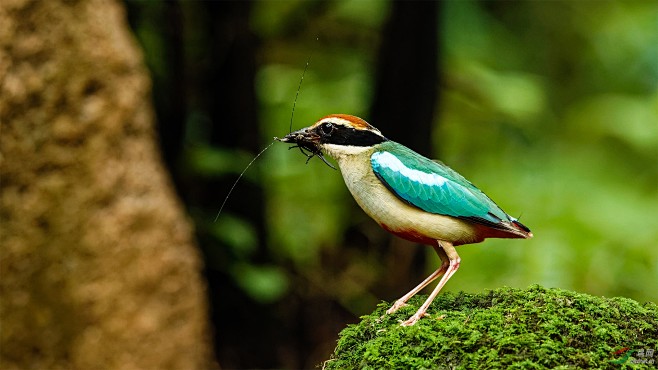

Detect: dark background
[125,1,657,368]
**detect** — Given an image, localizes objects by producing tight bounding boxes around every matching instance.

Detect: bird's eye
[321,122,334,135]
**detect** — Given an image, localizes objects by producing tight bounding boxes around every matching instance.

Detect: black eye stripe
[315,122,387,147]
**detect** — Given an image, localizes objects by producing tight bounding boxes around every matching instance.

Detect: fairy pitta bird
[278,114,533,326]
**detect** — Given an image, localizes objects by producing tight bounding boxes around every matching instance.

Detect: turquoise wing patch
[371,142,508,223]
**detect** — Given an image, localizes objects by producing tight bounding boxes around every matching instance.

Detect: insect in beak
[275,128,336,170]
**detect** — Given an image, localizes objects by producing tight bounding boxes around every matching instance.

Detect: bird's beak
[275,126,337,170]
[276,127,319,146]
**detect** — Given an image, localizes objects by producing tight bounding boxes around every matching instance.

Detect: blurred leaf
[210,214,258,259]
[231,263,290,303]
[251,0,307,38]
[332,0,390,29]
[184,145,263,179]
[586,1,658,92]
[566,93,658,154]
[446,61,547,122]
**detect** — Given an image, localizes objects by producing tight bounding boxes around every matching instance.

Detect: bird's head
[277,114,388,165]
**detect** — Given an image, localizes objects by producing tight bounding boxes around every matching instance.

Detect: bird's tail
[509,219,533,238]
[465,213,533,241]
[470,218,533,241]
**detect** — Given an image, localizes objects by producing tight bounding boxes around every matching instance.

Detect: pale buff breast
[322,144,479,245]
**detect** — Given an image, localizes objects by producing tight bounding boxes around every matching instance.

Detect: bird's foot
[386,300,409,315]
[400,311,430,326]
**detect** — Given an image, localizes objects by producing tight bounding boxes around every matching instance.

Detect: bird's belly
[337,157,479,245]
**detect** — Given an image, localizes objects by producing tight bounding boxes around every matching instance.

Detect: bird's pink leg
[386,243,449,315]
[401,241,460,326]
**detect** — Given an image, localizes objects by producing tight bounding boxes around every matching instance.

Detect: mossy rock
[325,285,657,369]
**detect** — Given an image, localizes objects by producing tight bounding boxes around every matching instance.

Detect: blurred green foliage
[243,0,658,305]
[129,1,657,364]
[432,1,658,303]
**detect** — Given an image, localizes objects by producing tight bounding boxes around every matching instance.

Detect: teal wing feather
[371,141,510,225]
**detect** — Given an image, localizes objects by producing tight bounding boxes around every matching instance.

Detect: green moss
[325,285,657,369]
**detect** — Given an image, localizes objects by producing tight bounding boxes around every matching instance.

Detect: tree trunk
[0,0,214,369]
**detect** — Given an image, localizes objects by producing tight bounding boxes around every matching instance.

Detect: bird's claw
[386,301,409,315]
[400,312,430,326]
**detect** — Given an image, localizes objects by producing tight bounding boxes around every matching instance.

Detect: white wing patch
[373,152,448,187]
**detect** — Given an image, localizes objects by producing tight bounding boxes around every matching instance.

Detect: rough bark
[0,0,214,369]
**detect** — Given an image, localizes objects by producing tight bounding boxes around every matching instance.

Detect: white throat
[321,143,373,163]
